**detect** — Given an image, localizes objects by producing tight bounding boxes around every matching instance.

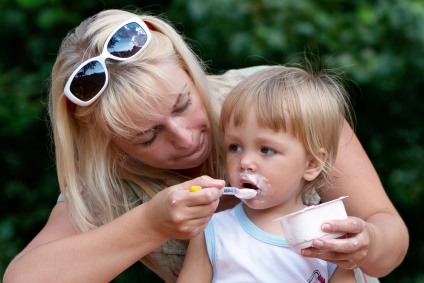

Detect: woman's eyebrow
[172,83,188,109]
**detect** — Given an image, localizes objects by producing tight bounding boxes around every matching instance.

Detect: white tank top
[204,203,337,283]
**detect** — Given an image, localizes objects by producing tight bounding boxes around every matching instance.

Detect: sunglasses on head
[64,17,152,107]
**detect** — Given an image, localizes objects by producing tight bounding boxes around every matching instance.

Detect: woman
[3,9,407,283]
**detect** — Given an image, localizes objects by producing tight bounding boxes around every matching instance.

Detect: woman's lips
[183,132,204,157]
[193,132,204,154]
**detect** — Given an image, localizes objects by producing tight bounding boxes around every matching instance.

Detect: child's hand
[144,176,225,240]
[301,217,370,270]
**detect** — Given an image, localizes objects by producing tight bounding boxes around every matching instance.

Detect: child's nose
[239,154,257,172]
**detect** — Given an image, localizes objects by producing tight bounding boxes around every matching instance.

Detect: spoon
[223,187,257,199]
[190,186,257,199]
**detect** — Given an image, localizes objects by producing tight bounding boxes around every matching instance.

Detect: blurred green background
[0,0,423,282]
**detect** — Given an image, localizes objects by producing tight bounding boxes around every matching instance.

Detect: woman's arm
[3,176,224,283]
[177,231,213,283]
[301,120,408,277]
[329,267,356,283]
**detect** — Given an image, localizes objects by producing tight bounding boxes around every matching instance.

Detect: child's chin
[242,199,267,210]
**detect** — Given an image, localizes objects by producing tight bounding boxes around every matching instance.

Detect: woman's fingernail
[314,239,324,248]
[302,250,312,256]
[322,223,332,231]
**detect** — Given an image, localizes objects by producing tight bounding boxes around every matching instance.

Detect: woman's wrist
[135,199,170,244]
[359,213,408,277]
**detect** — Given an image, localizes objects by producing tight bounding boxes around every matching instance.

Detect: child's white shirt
[204,203,337,283]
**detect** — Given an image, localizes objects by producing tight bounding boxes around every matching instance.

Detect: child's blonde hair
[49,9,226,232]
[220,65,352,195]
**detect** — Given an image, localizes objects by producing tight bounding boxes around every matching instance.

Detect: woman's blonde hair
[49,9,226,232]
[220,66,352,195]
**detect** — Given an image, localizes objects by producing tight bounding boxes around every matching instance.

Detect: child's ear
[303,149,328,181]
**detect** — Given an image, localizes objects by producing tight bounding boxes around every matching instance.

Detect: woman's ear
[303,149,328,181]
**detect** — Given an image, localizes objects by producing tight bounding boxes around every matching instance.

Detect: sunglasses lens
[107,22,148,58]
[70,60,106,102]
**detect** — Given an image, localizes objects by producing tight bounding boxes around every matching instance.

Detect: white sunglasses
[64,17,152,106]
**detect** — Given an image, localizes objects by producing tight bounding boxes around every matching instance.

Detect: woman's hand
[301,217,370,270]
[144,175,225,240]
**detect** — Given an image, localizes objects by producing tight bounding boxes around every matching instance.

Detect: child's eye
[260,146,276,155]
[229,144,241,152]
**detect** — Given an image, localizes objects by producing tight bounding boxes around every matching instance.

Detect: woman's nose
[170,121,192,149]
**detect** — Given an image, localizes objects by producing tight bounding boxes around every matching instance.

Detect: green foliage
[1,0,423,282]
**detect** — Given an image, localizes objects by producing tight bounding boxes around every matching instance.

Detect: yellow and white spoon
[190,186,257,199]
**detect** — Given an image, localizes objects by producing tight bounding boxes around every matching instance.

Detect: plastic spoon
[190,186,257,199]
[223,187,257,199]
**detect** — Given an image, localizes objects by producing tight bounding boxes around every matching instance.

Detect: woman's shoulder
[217,65,272,80]
[209,65,271,84]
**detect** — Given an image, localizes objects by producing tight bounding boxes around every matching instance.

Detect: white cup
[278,196,348,250]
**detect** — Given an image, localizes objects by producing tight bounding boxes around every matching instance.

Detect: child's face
[224,108,311,211]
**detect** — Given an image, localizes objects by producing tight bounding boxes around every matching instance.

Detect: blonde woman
[4,9,407,283]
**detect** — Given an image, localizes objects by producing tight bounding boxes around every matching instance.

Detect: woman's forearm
[4,177,224,283]
[317,120,408,276]
[3,202,167,283]
[359,212,408,277]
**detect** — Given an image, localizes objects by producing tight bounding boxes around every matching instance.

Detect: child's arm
[177,231,213,283]
[328,267,356,283]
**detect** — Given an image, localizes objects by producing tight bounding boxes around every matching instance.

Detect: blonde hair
[49,9,226,232]
[220,66,352,195]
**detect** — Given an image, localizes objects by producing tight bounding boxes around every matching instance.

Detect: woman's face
[111,61,212,171]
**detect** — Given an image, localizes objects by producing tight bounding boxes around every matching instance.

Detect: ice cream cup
[278,196,348,250]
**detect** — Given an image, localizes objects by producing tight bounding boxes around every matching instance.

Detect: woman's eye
[260,146,276,155]
[174,97,192,113]
[141,134,157,147]
[229,144,241,152]
[141,128,159,147]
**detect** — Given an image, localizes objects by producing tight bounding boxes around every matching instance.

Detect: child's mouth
[242,182,259,190]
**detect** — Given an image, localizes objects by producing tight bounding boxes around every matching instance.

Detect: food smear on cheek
[241,171,273,204]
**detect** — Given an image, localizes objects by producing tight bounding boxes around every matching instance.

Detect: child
[177,66,356,282]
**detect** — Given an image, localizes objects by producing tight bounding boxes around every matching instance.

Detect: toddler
[178,66,356,282]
